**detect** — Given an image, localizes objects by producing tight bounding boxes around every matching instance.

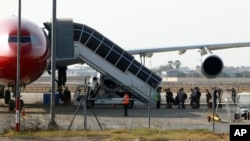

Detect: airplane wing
[127,42,250,55]
[127,42,250,79]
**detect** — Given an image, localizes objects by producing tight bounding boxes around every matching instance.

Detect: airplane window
[8,35,41,45]
[30,36,40,45]
[21,37,31,43]
[8,36,18,42]
[8,36,32,43]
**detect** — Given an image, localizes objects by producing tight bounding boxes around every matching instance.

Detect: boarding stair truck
[43,21,162,107]
[72,23,162,107]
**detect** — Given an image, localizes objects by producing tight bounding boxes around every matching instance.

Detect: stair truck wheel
[244,113,248,120]
[87,100,94,108]
[127,100,134,108]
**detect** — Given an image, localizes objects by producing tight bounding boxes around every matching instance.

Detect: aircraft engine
[197,54,224,79]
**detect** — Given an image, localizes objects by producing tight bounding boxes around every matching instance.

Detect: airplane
[0,16,50,109]
[1,16,250,110]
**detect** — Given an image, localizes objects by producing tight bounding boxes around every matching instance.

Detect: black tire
[127,100,134,108]
[9,99,15,111]
[20,100,24,110]
[234,113,239,119]
[244,113,247,120]
[208,116,211,122]
[86,100,94,108]
[4,90,11,104]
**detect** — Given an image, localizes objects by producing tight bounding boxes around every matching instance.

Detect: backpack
[183,93,187,100]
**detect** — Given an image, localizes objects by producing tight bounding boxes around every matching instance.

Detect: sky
[1,0,250,69]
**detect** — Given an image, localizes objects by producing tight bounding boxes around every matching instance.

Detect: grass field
[0,128,229,141]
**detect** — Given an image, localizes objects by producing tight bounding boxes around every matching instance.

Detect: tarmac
[0,92,249,134]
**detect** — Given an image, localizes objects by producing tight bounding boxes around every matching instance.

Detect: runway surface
[0,92,249,133]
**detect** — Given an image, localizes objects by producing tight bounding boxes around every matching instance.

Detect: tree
[168,61,174,69]
[174,60,181,69]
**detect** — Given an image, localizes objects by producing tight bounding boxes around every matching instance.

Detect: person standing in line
[177,88,184,109]
[182,90,187,109]
[165,88,173,108]
[231,87,237,104]
[155,87,162,108]
[212,87,218,110]
[217,88,223,109]
[190,88,196,108]
[194,87,201,109]
[205,89,212,108]
[122,92,130,116]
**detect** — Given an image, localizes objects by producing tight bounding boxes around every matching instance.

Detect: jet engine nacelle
[197,54,224,79]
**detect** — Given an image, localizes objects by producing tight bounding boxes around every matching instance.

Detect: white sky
[1,0,250,69]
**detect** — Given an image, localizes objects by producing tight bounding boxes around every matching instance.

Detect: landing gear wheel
[20,99,24,110]
[4,90,11,104]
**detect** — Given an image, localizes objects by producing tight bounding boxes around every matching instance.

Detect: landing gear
[9,99,14,111]
[8,99,24,111]
[3,89,24,111]
[4,90,11,104]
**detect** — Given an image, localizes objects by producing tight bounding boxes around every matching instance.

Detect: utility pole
[15,0,21,132]
[47,0,58,129]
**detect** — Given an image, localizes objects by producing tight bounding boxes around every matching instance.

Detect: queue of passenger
[155,86,237,109]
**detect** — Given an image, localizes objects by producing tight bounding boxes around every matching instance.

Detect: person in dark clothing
[177,88,184,109]
[194,87,201,109]
[231,87,237,104]
[212,87,218,110]
[217,88,223,109]
[190,88,196,108]
[63,87,71,104]
[182,92,187,109]
[205,89,212,108]
[165,88,173,108]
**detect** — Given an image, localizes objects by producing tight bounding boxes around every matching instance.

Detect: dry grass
[0,128,229,141]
